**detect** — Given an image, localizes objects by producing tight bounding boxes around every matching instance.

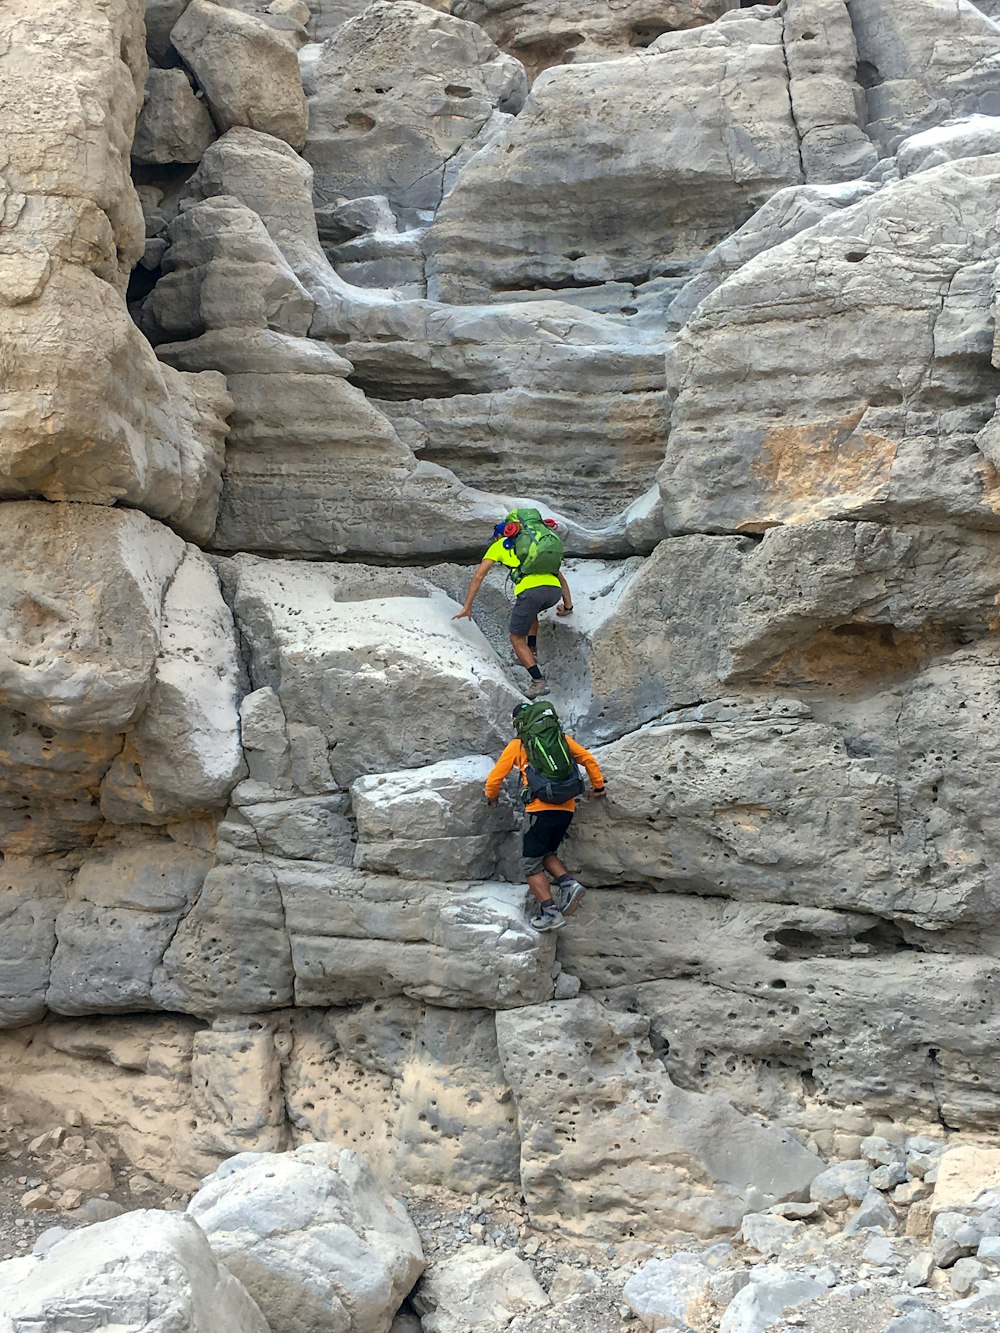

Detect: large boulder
[219,555,521,780]
[132,67,217,164]
[351,756,519,880]
[171,0,309,147]
[0,0,231,533]
[305,0,526,220]
[0,504,185,734]
[413,1246,549,1333]
[425,3,872,303]
[848,0,1000,152]
[659,156,1000,536]
[0,1210,269,1333]
[496,996,824,1238]
[188,1145,424,1333]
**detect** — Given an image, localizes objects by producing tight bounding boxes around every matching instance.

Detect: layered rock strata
[5,0,1000,1268]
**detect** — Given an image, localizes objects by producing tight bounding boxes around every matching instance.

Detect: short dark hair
[512,702,527,722]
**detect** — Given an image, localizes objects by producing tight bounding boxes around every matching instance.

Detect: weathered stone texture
[452,0,740,81]
[0,1210,270,1333]
[188,1145,424,1333]
[425,5,872,304]
[305,1,526,219]
[496,996,824,1239]
[660,156,1000,536]
[171,0,309,148]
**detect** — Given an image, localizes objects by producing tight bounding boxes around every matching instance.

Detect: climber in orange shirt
[485,702,605,931]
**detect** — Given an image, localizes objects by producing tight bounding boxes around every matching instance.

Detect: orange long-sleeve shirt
[485,736,605,813]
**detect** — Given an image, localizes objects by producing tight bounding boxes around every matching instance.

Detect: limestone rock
[623,1252,723,1331]
[100,546,247,823]
[154,850,555,1015]
[661,155,1000,536]
[933,1147,1000,1213]
[172,0,308,147]
[426,3,872,304]
[0,258,231,537]
[718,1264,826,1333]
[0,863,68,1027]
[567,710,905,918]
[283,1002,522,1192]
[220,555,521,782]
[46,838,212,1015]
[0,0,230,535]
[582,521,1000,742]
[452,0,739,81]
[188,1144,424,1333]
[147,0,195,65]
[305,0,526,219]
[0,1209,269,1333]
[849,0,1000,153]
[0,0,146,289]
[171,127,667,544]
[351,756,518,881]
[142,196,314,342]
[189,1020,289,1158]
[412,1245,548,1333]
[896,115,1000,176]
[0,504,185,733]
[495,996,824,1239]
[133,68,217,164]
[668,179,879,332]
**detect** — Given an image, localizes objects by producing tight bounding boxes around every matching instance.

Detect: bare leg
[510,633,537,670]
[526,871,554,903]
[543,853,569,881]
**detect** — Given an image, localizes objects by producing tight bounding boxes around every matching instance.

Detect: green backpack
[514,701,584,804]
[506,508,563,578]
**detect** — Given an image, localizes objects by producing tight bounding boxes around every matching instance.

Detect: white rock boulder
[0,1209,269,1333]
[188,1144,424,1333]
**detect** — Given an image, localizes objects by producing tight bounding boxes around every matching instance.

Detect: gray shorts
[509,584,562,636]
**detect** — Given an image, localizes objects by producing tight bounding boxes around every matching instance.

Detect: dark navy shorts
[509,584,562,636]
[522,810,574,875]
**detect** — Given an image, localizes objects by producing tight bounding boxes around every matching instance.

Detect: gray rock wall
[5,0,1000,1250]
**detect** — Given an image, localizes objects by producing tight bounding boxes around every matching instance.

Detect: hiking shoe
[556,880,586,917]
[524,678,550,699]
[529,906,566,932]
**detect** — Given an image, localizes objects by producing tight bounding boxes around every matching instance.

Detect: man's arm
[453,558,495,620]
[567,737,605,793]
[556,570,574,617]
[484,740,520,804]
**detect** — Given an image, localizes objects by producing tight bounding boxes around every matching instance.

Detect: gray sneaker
[524,678,550,699]
[529,906,566,932]
[556,880,586,916]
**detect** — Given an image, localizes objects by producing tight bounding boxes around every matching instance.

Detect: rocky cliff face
[3,0,1000,1246]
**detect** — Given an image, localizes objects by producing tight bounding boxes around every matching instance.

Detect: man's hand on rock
[452,609,474,621]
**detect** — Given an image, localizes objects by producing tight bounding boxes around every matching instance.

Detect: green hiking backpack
[505,508,563,578]
[514,700,584,804]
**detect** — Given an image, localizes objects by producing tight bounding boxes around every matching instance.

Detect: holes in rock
[856,60,881,89]
[854,921,919,953]
[845,251,867,263]
[799,30,817,39]
[343,112,376,133]
[629,22,674,47]
[768,927,824,956]
[445,84,472,98]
